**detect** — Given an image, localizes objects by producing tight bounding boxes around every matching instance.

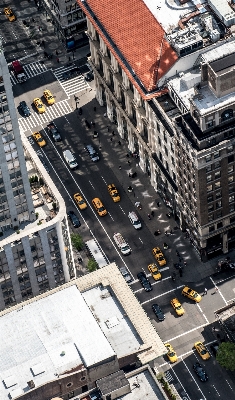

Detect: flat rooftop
[82,285,142,358]
[122,369,166,400]
[0,285,115,400]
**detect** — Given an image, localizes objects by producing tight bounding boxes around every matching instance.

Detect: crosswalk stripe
[9,61,48,85]
[53,65,90,97]
[18,100,73,133]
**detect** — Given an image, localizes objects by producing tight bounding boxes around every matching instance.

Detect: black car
[210,342,219,356]
[70,66,80,77]
[79,64,90,74]
[19,101,31,117]
[137,271,152,292]
[193,362,208,382]
[85,71,94,81]
[67,211,81,228]
[47,122,61,142]
[152,303,165,321]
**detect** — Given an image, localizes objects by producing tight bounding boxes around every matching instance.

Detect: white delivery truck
[113,232,131,255]
[63,150,78,169]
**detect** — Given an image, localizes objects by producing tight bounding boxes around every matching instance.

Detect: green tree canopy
[70,233,84,251]
[87,258,98,272]
[216,342,235,371]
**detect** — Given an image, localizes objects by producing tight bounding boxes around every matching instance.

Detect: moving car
[107,184,120,202]
[152,247,166,266]
[47,122,61,142]
[165,343,177,363]
[85,71,94,81]
[210,342,219,356]
[74,193,87,210]
[4,6,16,22]
[92,198,107,216]
[128,211,141,229]
[32,132,46,147]
[86,144,99,162]
[119,266,132,284]
[182,286,202,302]
[67,211,81,228]
[170,298,185,316]
[19,101,31,117]
[137,271,152,292]
[148,263,162,281]
[152,304,165,321]
[194,341,210,360]
[43,89,55,105]
[193,362,208,382]
[33,98,45,114]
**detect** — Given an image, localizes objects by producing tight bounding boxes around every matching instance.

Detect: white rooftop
[0,285,115,400]
[82,286,142,357]
[168,69,201,111]
[121,370,165,400]
[143,0,199,34]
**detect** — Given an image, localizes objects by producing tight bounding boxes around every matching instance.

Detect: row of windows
[208,204,235,222]
[207,176,234,192]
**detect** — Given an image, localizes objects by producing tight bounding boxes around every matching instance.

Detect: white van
[63,150,78,169]
[128,211,142,230]
[113,232,131,255]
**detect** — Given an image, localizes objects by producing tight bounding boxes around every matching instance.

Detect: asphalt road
[2,4,234,397]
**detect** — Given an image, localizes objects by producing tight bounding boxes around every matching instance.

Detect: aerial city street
[1,0,235,400]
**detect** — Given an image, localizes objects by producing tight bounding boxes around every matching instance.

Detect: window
[228,165,234,173]
[214,161,220,169]
[207,174,212,182]
[205,154,212,162]
[230,204,235,212]
[159,152,163,162]
[215,171,221,179]
[214,181,221,189]
[209,226,215,232]
[217,211,222,218]
[230,216,235,223]
[206,165,212,172]
[158,137,161,146]
[208,204,214,212]
[229,195,235,203]
[164,146,168,156]
[228,176,234,184]
[163,133,167,143]
[207,184,213,192]
[228,155,234,163]
[171,157,175,166]
[221,109,233,122]
[215,191,221,199]
[214,151,220,159]
[171,143,174,153]
[207,194,213,202]
[227,145,234,153]
[207,121,214,128]
[208,215,214,222]
[216,200,222,209]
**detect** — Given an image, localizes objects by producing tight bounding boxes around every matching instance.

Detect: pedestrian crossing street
[10,61,48,85]
[18,99,73,133]
[53,65,90,97]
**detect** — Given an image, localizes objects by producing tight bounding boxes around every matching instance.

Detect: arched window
[221,109,233,122]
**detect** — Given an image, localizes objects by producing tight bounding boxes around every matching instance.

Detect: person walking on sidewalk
[204,288,207,295]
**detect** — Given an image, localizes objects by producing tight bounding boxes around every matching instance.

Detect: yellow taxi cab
[73,193,87,210]
[33,98,46,114]
[152,247,166,266]
[194,341,210,360]
[32,132,46,147]
[148,263,162,281]
[182,286,202,303]
[92,198,107,216]
[165,343,178,363]
[4,7,16,22]
[107,183,120,202]
[43,89,55,105]
[170,298,185,316]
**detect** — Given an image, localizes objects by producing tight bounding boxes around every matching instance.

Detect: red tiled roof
[77,0,178,98]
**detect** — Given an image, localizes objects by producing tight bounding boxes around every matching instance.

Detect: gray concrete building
[40,0,88,49]
[78,0,235,261]
[0,42,75,310]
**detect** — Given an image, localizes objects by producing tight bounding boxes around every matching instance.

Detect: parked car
[170,298,185,316]
[137,271,152,292]
[165,343,177,363]
[152,304,165,321]
[47,122,61,142]
[67,211,81,228]
[19,101,31,117]
[193,362,208,382]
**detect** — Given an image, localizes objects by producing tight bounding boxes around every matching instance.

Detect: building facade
[0,43,75,310]
[41,0,88,49]
[78,0,235,261]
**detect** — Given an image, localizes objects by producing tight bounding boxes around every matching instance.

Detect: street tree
[70,233,84,251]
[216,342,235,371]
[87,258,98,272]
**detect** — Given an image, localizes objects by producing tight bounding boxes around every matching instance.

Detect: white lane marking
[108,212,114,222]
[41,131,135,281]
[169,365,191,400]
[101,175,107,184]
[165,323,207,343]
[119,205,126,215]
[181,360,206,400]
[212,384,221,397]
[134,276,172,294]
[140,284,185,305]
[210,277,228,305]
[226,379,233,391]
[88,180,96,190]
[139,237,143,244]
[197,304,209,324]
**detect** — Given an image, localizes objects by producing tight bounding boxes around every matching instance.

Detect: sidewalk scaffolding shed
[85,239,109,268]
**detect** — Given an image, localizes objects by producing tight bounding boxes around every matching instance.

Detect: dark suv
[47,122,61,142]
[137,271,152,292]
[152,303,165,321]
[19,101,31,117]
[67,211,81,228]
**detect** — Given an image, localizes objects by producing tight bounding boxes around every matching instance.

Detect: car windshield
[112,192,118,197]
[37,137,43,142]
[176,305,182,310]
[200,349,207,354]
[37,103,42,108]
[122,245,130,251]
[168,351,175,357]
[98,206,105,212]
[78,199,84,204]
